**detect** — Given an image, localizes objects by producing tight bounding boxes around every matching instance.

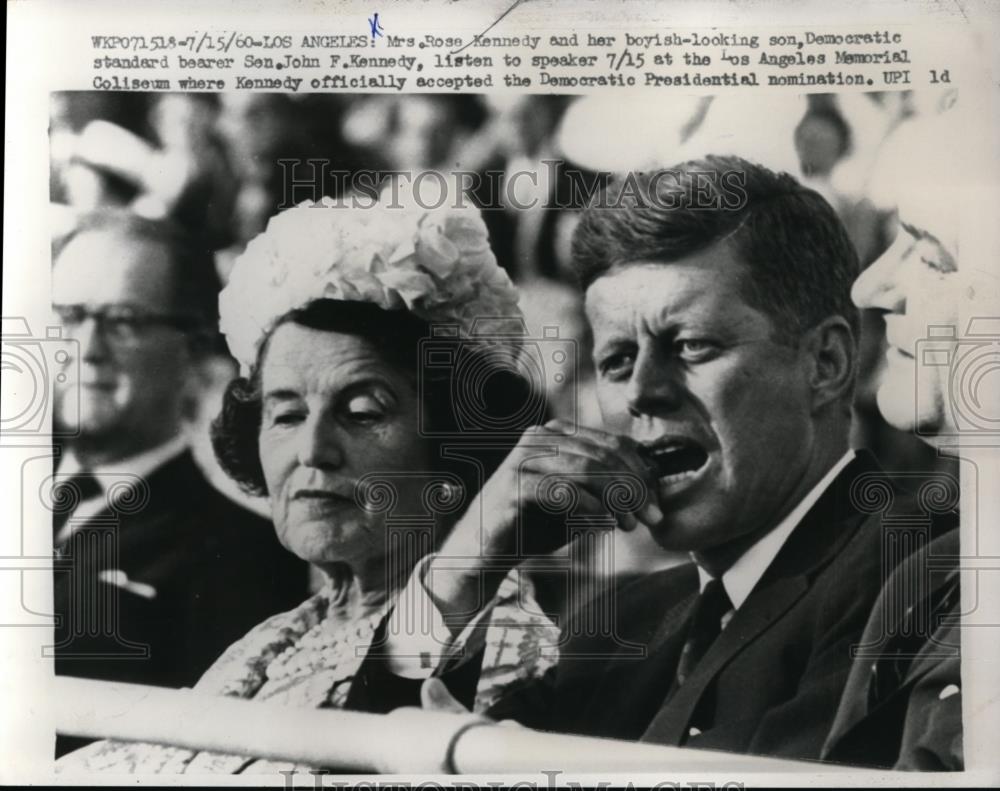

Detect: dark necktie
[52,473,103,537]
[675,577,732,688]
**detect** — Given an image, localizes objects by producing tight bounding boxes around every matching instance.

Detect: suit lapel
[823,601,883,749]
[568,580,697,739]
[112,453,220,582]
[642,574,809,744]
[644,586,699,655]
[824,533,961,753]
[640,452,879,745]
[62,452,205,580]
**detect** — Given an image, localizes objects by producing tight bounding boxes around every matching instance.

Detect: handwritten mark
[450,0,525,55]
[368,12,385,41]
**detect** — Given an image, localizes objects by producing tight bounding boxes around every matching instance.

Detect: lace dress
[56,570,558,774]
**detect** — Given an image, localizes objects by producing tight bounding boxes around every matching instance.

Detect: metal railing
[54,677,848,774]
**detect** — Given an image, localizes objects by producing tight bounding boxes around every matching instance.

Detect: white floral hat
[219,195,523,375]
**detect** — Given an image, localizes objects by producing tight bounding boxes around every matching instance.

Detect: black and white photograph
[2,0,999,785]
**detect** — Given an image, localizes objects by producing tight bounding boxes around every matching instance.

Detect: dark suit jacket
[822,528,962,770]
[53,450,309,689]
[520,452,956,762]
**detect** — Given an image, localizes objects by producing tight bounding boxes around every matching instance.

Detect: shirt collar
[696,450,856,609]
[58,434,190,491]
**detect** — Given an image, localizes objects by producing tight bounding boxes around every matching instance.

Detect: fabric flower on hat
[219,196,522,375]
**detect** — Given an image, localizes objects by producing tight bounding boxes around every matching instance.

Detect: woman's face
[258,322,434,574]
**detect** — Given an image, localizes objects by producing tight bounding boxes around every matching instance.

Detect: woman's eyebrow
[339,377,408,406]
[262,388,301,404]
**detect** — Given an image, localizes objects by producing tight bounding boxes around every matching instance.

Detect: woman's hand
[421,677,472,714]
[420,679,522,729]
[425,418,663,629]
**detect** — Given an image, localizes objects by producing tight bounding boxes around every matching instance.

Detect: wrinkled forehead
[260,321,397,392]
[584,247,760,332]
[53,228,176,309]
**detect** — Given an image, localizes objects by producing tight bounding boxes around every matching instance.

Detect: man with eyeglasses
[50,211,307,722]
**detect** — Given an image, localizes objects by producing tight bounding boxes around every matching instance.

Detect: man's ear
[803,316,856,414]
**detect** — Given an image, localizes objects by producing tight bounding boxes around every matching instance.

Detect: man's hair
[571,155,860,342]
[55,209,221,327]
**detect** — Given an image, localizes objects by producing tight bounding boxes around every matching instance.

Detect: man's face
[851,194,962,436]
[52,228,192,453]
[586,243,820,557]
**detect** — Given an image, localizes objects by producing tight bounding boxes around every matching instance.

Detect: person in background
[52,94,236,252]
[50,210,308,703]
[516,276,687,625]
[822,98,999,770]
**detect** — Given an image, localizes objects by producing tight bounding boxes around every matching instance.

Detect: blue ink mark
[368,13,385,41]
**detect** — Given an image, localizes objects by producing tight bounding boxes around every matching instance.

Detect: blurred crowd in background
[49,88,959,577]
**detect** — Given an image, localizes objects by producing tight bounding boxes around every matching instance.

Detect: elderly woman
[57,197,566,773]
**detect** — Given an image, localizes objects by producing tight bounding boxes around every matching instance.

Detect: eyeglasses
[53,303,202,345]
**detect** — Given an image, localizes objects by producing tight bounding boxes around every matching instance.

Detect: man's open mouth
[640,440,710,480]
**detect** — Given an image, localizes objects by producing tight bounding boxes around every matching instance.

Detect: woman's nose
[295,415,345,470]
[626,348,685,418]
[852,232,908,312]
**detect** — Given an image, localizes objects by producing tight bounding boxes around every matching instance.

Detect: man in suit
[50,210,308,694]
[822,101,998,770]
[407,156,956,764]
